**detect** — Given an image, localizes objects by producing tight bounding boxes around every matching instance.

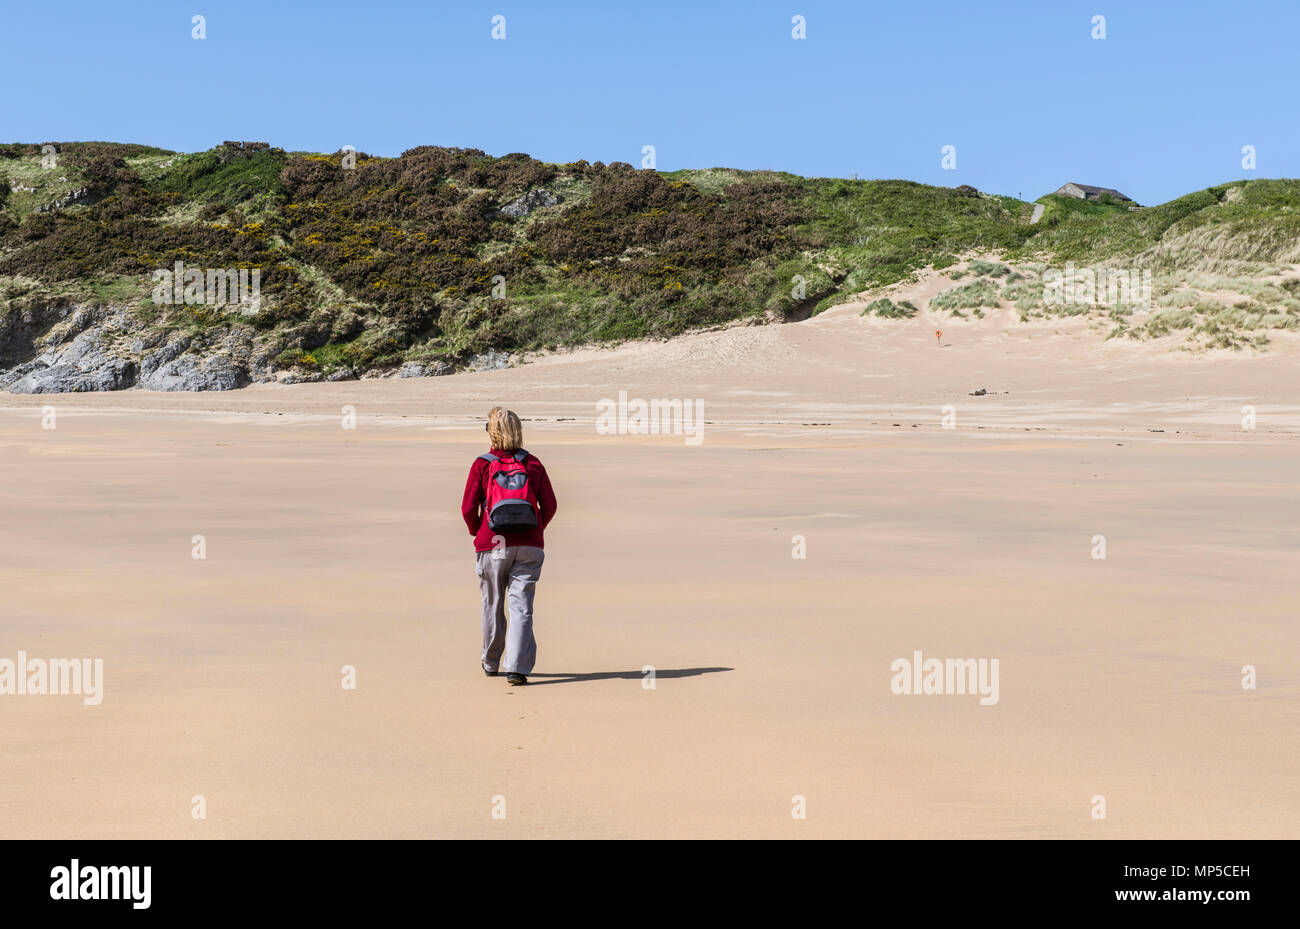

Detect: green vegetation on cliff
[2,140,1298,372]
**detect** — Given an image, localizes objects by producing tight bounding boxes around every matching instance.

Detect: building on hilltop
[1053,182,1134,204]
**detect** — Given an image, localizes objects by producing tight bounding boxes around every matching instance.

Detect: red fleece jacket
[461,449,557,552]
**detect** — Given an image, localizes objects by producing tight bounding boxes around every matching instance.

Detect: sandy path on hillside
[1,293,1297,838]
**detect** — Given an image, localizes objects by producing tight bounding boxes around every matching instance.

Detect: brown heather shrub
[71,152,144,199]
[528,165,807,291]
[2,143,812,354]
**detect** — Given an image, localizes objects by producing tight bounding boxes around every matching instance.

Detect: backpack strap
[479,450,527,464]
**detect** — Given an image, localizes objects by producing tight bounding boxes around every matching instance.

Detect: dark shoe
[506,673,528,686]
[483,666,498,677]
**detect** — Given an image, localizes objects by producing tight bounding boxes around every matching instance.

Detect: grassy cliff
[1,141,1297,380]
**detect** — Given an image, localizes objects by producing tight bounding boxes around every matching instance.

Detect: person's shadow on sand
[523,667,732,686]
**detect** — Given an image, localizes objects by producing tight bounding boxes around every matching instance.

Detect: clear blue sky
[3,0,1295,204]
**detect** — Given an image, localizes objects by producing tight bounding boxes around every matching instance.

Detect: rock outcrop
[399,360,453,378]
[468,349,512,371]
[499,188,560,219]
[0,300,516,392]
[37,187,97,213]
[1,304,251,393]
[137,338,248,391]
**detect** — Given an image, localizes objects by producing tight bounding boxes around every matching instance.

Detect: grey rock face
[500,188,560,219]
[139,350,248,391]
[1,299,518,393]
[139,337,192,379]
[4,358,137,393]
[468,349,511,371]
[2,304,74,368]
[37,187,97,213]
[3,302,257,393]
[3,324,137,393]
[399,360,453,378]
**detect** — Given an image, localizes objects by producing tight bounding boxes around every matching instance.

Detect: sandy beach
[2,295,1297,839]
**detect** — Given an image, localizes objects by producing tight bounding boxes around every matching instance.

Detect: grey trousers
[476,545,544,674]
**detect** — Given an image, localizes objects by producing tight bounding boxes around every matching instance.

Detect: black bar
[0,839,1282,916]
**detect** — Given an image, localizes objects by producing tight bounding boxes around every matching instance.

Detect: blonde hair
[486,407,523,452]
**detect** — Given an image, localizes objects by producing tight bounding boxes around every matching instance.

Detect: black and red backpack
[478,449,540,533]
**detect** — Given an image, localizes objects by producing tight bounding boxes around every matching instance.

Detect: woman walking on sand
[461,407,557,685]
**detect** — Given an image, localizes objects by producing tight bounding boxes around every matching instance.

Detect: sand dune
[2,294,1297,838]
